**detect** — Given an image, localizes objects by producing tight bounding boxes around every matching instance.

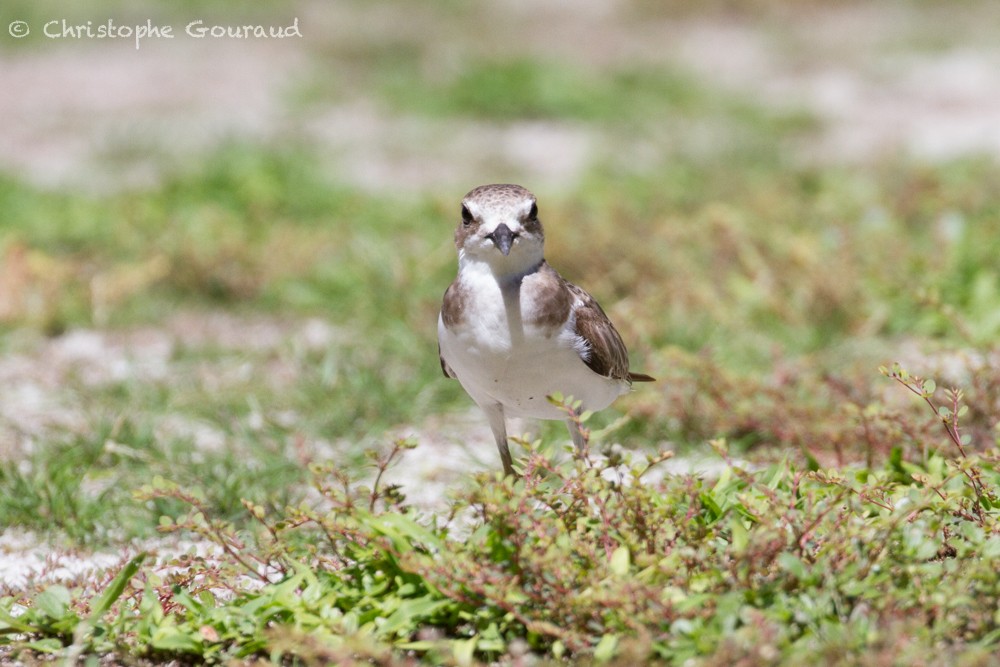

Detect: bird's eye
[528,202,538,219]
[461,204,474,225]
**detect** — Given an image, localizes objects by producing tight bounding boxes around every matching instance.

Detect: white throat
[458,246,544,284]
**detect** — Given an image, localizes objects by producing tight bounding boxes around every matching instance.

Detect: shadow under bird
[438,184,654,475]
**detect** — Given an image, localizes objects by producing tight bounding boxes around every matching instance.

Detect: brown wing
[438,280,465,379]
[566,282,654,383]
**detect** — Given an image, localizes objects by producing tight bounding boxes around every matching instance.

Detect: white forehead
[463,184,536,224]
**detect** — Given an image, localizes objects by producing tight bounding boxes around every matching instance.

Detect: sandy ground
[3,1,1000,591]
[2,3,1000,193]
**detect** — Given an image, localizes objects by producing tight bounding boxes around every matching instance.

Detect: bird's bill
[487,223,516,256]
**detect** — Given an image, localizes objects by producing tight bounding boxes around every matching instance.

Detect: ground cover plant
[1,389,998,665]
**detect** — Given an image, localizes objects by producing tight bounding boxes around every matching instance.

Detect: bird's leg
[482,403,514,476]
[566,406,593,467]
[566,418,588,451]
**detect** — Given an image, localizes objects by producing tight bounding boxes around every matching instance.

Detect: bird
[437,184,654,476]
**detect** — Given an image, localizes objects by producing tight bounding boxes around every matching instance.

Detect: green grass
[0,416,304,543]
[379,57,759,123]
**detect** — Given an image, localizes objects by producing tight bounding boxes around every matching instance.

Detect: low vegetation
[2,387,998,665]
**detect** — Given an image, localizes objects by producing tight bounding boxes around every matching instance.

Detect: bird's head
[455,184,545,278]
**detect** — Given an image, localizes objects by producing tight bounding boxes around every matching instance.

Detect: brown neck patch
[440,279,468,329]
[522,262,572,330]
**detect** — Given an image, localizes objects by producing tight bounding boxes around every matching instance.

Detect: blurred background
[2,0,1000,539]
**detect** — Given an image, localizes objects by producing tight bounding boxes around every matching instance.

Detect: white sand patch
[382,406,745,516]
[0,314,344,458]
[0,531,125,589]
[0,530,222,590]
[0,39,304,190]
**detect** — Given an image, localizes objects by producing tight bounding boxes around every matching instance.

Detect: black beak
[487,223,516,256]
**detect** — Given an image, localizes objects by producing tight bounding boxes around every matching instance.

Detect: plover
[438,184,654,476]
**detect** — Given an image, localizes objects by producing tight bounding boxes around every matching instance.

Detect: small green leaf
[453,636,477,666]
[982,536,1000,558]
[0,606,37,633]
[24,638,64,653]
[700,492,723,520]
[152,626,202,652]
[370,513,445,553]
[609,546,630,576]
[594,633,618,662]
[889,446,904,473]
[778,553,808,580]
[35,586,72,619]
[730,517,749,554]
[378,598,450,636]
[89,553,146,622]
[922,379,936,396]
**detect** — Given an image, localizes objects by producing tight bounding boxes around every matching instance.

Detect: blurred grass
[0,415,304,542]
[0,145,466,540]
[564,158,1000,353]
[376,57,807,127]
[3,24,1000,542]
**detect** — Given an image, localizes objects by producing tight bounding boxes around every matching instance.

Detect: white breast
[438,264,628,420]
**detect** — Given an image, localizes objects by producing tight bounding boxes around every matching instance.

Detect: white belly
[438,313,628,420]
